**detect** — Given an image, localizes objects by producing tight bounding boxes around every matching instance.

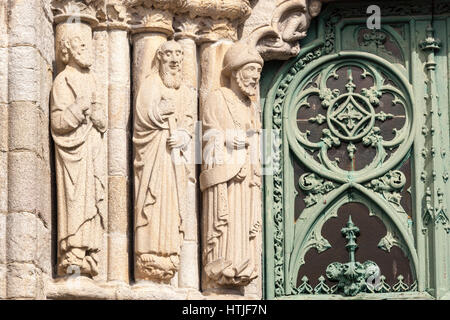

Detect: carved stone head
[234,62,262,98]
[308,0,322,18]
[58,23,93,70]
[223,41,263,98]
[156,40,184,89]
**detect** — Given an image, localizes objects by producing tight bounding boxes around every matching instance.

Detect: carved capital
[196,17,238,43]
[52,0,106,27]
[129,3,174,35]
[103,1,130,30]
[173,15,200,40]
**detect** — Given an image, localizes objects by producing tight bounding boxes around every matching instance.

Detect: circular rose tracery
[288,56,413,182]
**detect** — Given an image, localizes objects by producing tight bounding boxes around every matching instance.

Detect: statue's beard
[236,73,257,97]
[72,52,92,69]
[160,67,182,89]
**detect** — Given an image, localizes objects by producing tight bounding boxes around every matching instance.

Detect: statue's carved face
[158,42,183,76]
[69,35,93,69]
[158,41,183,89]
[309,0,322,17]
[235,62,262,97]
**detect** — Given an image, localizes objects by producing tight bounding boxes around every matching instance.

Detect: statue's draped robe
[133,75,193,278]
[200,87,262,286]
[51,66,106,275]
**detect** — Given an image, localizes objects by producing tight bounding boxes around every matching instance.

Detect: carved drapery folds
[51,21,107,278]
[133,40,194,282]
[48,0,319,293]
[200,41,263,288]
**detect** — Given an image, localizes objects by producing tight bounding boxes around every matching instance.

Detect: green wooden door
[262,1,450,299]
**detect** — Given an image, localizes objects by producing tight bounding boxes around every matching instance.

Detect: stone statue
[133,40,194,282]
[51,23,106,278]
[200,41,263,287]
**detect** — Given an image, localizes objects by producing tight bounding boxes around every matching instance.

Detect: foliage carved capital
[52,0,106,26]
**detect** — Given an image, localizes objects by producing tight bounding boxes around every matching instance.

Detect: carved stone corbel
[243,0,322,61]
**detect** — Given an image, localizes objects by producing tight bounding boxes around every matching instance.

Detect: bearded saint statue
[200,41,263,287]
[51,24,106,277]
[133,40,194,282]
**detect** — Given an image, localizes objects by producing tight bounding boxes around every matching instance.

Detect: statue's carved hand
[90,104,107,133]
[159,99,175,120]
[226,136,247,150]
[75,96,91,123]
[168,129,190,150]
[76,96,91,114]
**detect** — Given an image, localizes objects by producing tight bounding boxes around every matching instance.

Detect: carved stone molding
[128,0,252,20]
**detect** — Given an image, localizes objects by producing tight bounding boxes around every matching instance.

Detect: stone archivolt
[47,0,320,298]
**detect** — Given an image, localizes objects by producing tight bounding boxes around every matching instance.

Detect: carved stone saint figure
[133,40,194,282]
[51,24,106,277]
[200,42,263,287]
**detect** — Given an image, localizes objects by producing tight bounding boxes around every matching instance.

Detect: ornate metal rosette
[285,52,415,184]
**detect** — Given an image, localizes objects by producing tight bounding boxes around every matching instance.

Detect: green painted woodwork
[325,216,380,296]
[261,1,450,300]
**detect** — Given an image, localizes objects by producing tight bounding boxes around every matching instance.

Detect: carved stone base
[135,253,179,282]
[58,249,99,278]
[204,258,258,287]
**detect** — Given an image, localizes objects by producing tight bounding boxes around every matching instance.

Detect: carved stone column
[4,0,53,299]
[104,2,131,283]
[197,20,236,116]
[174,15,200,290]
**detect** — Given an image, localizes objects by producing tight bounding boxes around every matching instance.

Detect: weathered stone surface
[8,0,40,47]
[108,87,130,129]
[0,213,5,264]
[0,264,6,299]
[6,212,38,263]
[7,151,39,214]
[107,176,129,282]
[108,128,129,176]
[183,180,199,242]
[179,240,199,289]
[8,102,40,154]
[6,262,43,299]
[8,46,40,102]
[0,48,7,104]
[36,217,51,276]
[0,1,7,48]
[0,141,6,216]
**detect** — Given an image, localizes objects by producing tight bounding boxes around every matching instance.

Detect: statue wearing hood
[200,41,264,287]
